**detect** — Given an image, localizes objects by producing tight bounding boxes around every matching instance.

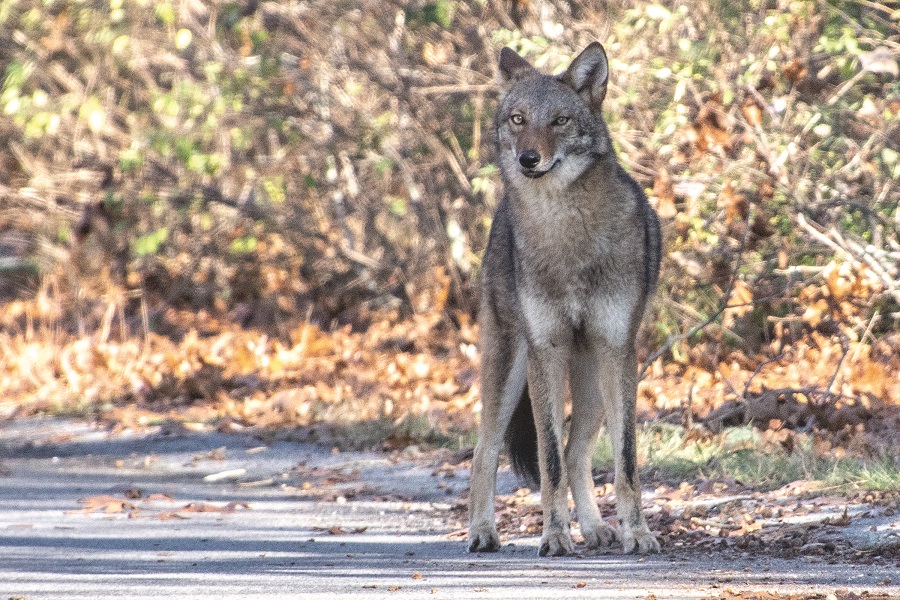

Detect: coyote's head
[495,43,612,186]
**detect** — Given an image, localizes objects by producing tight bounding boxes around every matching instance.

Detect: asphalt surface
[0,417,897,599]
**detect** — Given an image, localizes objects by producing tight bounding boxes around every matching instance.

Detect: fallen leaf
[177,501,249,513]
[67,495,137,515]
[653,167,677,219]
[316,525,368,535]
[144,493,175,502]
[741,97,763,127]
[155,512,190,520]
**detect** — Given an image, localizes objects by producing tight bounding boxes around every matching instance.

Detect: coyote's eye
[509,114,524,125]
[553,116,570,126]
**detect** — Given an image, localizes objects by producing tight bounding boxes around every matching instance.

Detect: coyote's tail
[504,385,540,488]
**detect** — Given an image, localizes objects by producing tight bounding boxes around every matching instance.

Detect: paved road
[0,417,896,599]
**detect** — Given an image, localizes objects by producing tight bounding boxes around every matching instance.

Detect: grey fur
[468,42,662,557]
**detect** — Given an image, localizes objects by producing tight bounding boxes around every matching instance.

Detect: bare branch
[640,226,750,379]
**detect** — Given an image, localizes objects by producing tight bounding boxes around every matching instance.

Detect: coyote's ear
[498,47,537,88]
[561,42,609,112]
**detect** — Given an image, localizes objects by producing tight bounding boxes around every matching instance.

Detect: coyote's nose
[518,150,541,169]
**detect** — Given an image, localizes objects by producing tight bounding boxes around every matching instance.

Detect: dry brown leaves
[66,491,249,520]
[640,325,900,452]
[286,462,378,501]
[313,525,368,535]
[67,495,139,516]
[712,592,899,600]
[3,303,898,442]
[1,249,898,456]
[0,312,481,440]
[452,482,899,565]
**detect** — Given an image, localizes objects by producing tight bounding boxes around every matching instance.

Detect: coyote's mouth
[521,160,559,179]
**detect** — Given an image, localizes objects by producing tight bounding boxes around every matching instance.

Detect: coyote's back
[468,42,662,557]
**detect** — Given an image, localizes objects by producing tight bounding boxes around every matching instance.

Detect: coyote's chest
[516,200,626,291]
[509,171,641,347]
[516,233,638,349]
[519,277,637,349]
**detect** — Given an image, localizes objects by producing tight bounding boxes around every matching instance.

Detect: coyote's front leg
[527,343,574,557]
[567,345,618,549]
[600,349,660,554]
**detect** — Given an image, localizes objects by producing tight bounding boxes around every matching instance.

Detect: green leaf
[3,60,33,93]
[230,235,258,255]
[155,2,175,25]
[387,196,407,217]
[407,1,455,29]
[133,228,169,257]
[424,1,454,28]
[262,175,286,204]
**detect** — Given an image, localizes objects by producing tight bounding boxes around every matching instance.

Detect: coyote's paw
[538,530,575,557]
[580,520,618,549]
[621,524,660,555]
[468,524,501,553]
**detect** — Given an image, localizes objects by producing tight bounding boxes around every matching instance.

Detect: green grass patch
[593,422,900,492]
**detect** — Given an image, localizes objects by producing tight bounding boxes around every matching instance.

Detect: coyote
[468,43,662,557]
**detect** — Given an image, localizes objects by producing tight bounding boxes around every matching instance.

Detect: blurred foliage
[0,0,898,424]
